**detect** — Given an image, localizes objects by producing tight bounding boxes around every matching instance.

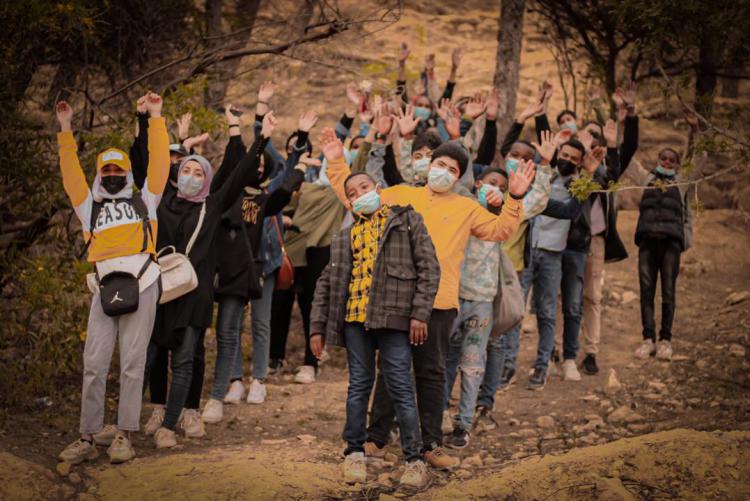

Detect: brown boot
[424,447,459,470]
[363,441,386,459]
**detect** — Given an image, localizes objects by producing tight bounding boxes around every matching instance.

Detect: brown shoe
[363,441,386,459]
[424,447,459,470]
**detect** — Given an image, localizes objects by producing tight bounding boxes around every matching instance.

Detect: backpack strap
[79,201,104,260]
[130,193,153,253]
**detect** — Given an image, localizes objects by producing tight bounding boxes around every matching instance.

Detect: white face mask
[427,166,457,193]
[413,157,431,177]
[177,174,204,197]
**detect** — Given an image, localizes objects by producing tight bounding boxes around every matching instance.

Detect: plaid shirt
[346,206,390,322]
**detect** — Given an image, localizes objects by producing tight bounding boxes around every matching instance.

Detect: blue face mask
[561,121,578,134]
[477,184,501,208]
[414,107,431,121]
[504,157,520,173]
[413,157,431,178]
[655,165,676,177]
[351,189,381,215]
[427,166,457,193]
[177,174,204,197]
[349,150,359,165]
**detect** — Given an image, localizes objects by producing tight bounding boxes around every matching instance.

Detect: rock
[383,452,398,464]
[728,469,740,480]
[455,468,472,479]
[462,454,483,468]
[260,438,287,445]
[726,291,750,305]
[508,418,520,426]
[581,394,599,402]
[608,405,643,424]
[56,462,71,477]
[610,291,622,303]
[595,477,636,500]
[695,359,708,370]
[627,423,651,433]
[518,428,537,438]
[376,473,392,487]
[647,381,667,392]
[605,369,622,394]
[68,472,82,484]
[725,456,739,467]
[578,433,599,445]
[621,291,638,305]
[254,426,263,432]
[510,451,527,460]
[643,392,661,401]
[671,354,690,362]
[729,344,746,357]
[536,416,555,429]
[296,434,316,444]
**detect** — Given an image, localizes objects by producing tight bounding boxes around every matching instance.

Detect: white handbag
[156,202,206,304]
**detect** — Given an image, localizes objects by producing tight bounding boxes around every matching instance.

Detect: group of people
[54,43,704,488]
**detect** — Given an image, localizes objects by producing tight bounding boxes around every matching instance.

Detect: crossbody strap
[271,215,286,254]
[185,201,206,257]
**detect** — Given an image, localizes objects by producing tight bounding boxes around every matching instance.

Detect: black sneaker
[472,405,498,432]
[497,366,517,392]
[268,358,285,375]
[446,427,470,449]
[582,354,599,375]
[527,366,548,391]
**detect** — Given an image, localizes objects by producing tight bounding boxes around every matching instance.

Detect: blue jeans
[477,268,532,408]
[230,273,276,382]
[343,322,422,462]
[210,295,246,400]
[444,300,493,430]
[530,248,564,368]
[561,250,585,360]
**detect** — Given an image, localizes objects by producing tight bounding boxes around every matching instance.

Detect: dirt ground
[1,209,749,500]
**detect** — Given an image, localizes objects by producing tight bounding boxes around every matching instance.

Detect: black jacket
[635,174,685,249]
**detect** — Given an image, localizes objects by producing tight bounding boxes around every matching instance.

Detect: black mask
[101,175,127,194]
[556,159,577,177]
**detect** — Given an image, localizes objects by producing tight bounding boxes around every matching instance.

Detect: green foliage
[163,76,223,138]
[568,173,602,201]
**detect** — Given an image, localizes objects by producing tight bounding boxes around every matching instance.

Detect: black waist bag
[97,259,152,317]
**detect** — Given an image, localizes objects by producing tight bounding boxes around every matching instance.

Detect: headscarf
[176,154,214,203]
[91,147,134,203]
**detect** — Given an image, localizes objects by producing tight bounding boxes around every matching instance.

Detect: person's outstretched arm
[211,104,246,192]
[141,93,170,201]
[55,101,93,232]
[130,95,150,190]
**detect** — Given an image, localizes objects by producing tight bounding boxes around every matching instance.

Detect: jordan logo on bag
[110,291,124,304]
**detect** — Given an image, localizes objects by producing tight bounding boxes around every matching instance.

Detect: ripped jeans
[444,299,494,431]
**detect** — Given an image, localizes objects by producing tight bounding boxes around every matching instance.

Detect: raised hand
[258,80,274,103]
[508,159,536,197]
[397,104,420,138]
[375,104,394,136]
[176,112,192,140]
[464,92,488,120]
[299,152,322,168]
[359,108,374,124]
[136,95,148,114]
[437,98,451,122]
[683,108,699,130]
[261,111,278,139]
[517,97,545,123]
[451,48,463,69]
[298,110,319,132]
[603,119,617,147]
[587,87,602,102]
[578,128,594,152]
[486,89,499,121]
[398,42,410,64]
[346,83,361,106]
[183,132,210,151]
[583,146,606,173]
[444,103,461,140]
[56,101,73,131]
[424,53,435,72]
[532,130,557,164]
[224,105,239,126]
[620,81,637,108]
[145,91,163,118]
[319,126,344,160]
[540,80,554,102]
[553,128,574,148]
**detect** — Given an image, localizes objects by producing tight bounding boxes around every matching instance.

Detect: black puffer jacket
[635,175,685,249]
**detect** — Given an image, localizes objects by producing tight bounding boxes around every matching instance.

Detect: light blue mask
[655,165,676,177]
[427,167,456,193]
[351,189,381,215]
[477,184,501,208]
[414,107,431,121]
[413,157,431,178]
[504,157,520,173]
[561,121,578,134]
[177,174,204,197]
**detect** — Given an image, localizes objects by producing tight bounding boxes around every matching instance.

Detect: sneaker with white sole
[180,409,206,438]
[268,358,285,375]
[223,380,246,404]
[144,406,165,436]
[93,424,118,446]
[634,339,656,359]
[400,459,428,488]
[246,379,267,404]
[107,434,135,464]
[441,410,453,434]
[153,427,177,449]
[201,399,224,424]
[343,452,367,484]
[656,340,673,361]
[58,438,98,465]
[294,365,316,384]
[562,359,582,381]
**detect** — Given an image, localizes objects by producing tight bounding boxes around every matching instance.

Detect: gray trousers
[80,280,159,434]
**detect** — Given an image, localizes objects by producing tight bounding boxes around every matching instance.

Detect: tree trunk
[695,30,721,117]
[720,49,744,98]
[493,0,526,163]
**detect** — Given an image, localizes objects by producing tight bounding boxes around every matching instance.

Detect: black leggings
[269,246,330,367]
[146,329,205,410]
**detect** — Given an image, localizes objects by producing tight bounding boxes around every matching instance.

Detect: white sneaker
[400,459,428,488]
[201,399,223,424]
[223,380,246,404]
[58,438,98,465]
[634,339,656,359]
[144,406,165,436]
[343,452,367,484]
[294,365,316,384]
[180,409,206,438]
[656,340,673,361]
[107,434,135,464]
[441,410,453,434]
[319,349,330,365]
[562,360,581,381]
[93,424,118,446]
[153,427,177,449]
[246,379,267,404]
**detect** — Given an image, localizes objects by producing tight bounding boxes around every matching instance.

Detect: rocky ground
[1,210,748,500]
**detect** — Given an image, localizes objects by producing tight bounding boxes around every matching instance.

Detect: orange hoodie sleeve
[145,117,169,196]
[58,131,91,208]
[325,156,353,209]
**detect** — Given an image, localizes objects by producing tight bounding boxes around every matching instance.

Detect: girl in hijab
[145,112,278,449]
[55,93,169,466]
